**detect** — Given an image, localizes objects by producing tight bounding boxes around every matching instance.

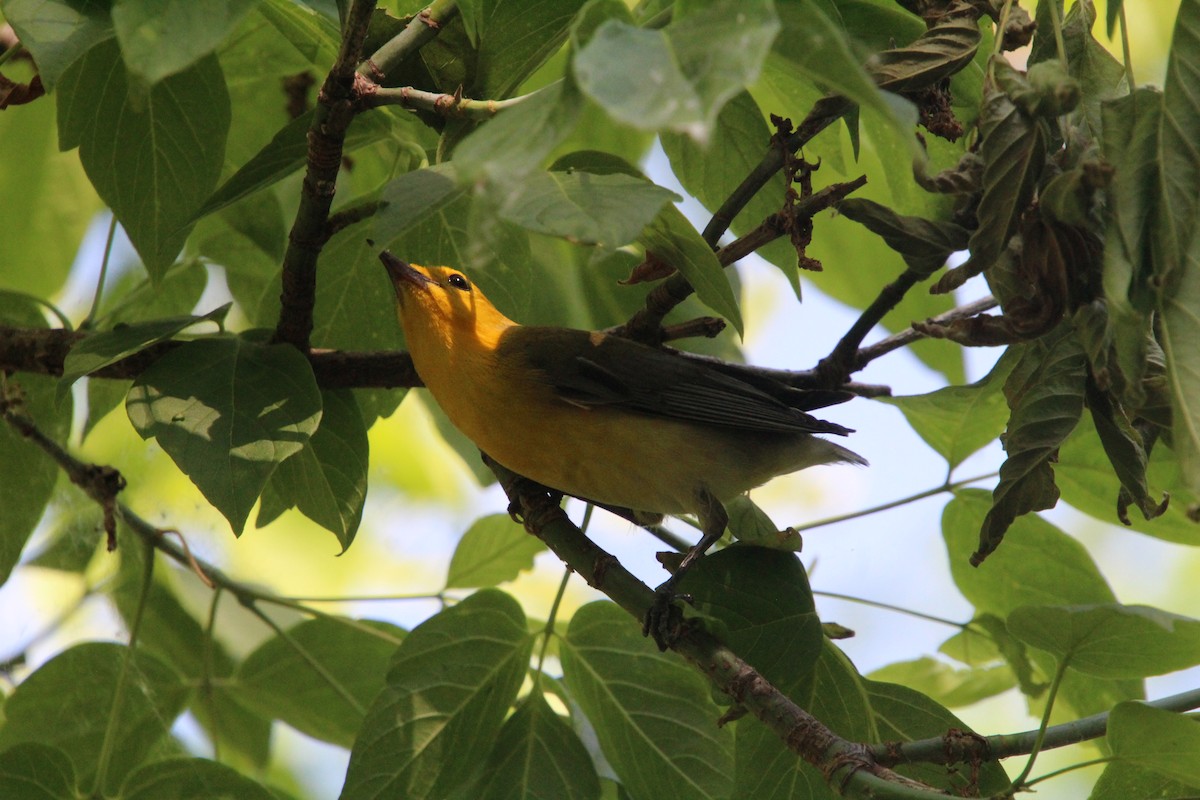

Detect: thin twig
[851,295,998,371]
[364,84,539,118]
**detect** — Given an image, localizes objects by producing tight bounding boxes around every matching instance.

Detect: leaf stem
[90,539,155,796]
[534,568,573,686]
[1044,0,1068,65]
[80,215,118,331]
[365,84,545,118]
[790,472,997,533]
[1021,756,1114,788]
[246,602,368,715]
[811,590,967,629]
[1118,4,1136,90]
[1006,658,1070,791]
[201,587,224,761]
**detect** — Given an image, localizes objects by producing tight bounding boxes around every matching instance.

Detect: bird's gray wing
[500,327,852,436]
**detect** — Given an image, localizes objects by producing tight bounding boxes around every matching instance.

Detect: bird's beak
[379,250,433,289]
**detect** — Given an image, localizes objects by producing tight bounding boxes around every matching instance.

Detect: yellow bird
[380,251,865,646]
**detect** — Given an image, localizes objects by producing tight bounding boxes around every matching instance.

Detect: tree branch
[273,0,379,350]
[358,0,460,82]
[618,177,867,344]
[362,84,541,118]
[872,687,1200,768]
[486,458,952,799]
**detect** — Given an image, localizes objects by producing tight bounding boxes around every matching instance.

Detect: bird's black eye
[447,273,471,291]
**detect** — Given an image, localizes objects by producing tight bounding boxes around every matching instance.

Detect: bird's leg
[643,488,728,650]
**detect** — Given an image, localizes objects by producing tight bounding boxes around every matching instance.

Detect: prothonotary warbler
[380,250,865,647]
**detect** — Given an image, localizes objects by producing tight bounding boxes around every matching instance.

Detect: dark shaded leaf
[837,197,970,276]
[974,331,1086,563]
[478,693,600,800]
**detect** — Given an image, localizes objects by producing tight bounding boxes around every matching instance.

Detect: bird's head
[379,251,515,351]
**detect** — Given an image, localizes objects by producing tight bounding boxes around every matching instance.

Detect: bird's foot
[642,580,692,651]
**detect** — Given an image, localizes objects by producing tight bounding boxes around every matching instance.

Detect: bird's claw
[642,582,692,651]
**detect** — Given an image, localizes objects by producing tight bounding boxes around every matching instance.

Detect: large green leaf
[1008,604,1200,679]
[0,0,114,89]
[1107,702,1200,787]
[125,336,323,534]
[0,744,79,800]
[943,491,1116,616]
[562,601,734,800]
[111,0,259,84]
[340,590,533,800]
[56,39,231,279]
[867,657,1014,709]
[259,389,370,548]
[233,617,404,748]
[881,347,1016,470]
[0,80,99,298]
[975,331,1086,564]
[0,295,72,587]
[445,513,546,589]
[478,693,600,800]
[1090,760,1196,800]
[0,643,188,793]
[1156,2,1200,498]
[572,0,779,141]
[119,758,276,800]
[496,169,678,248]
[460,0,586,98]
[681,547,822,696]
[373,165,465,246]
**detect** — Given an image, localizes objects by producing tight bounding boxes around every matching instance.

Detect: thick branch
[0,326,422,389]
[487,459,949,799]
[273,0,378,350]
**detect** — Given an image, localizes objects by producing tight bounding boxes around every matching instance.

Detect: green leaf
[260,389,369,548]
[478,693,601,800]
[0,743,79,800]
[125,336,323,534]
[1008,604,1200,679]
[111,0,259,84]
[56,39,230,279]
[867,657,1014,708]
[1,0,114,90]
[0,295,72,587]
[836,198,970,276]
[1091,760,1196,800]
[1154,0,1200,289]
[0,643,188,793]
[724,496,801,550]
[734,640,873,800]
[120,757,276,800]
[196,108,397,220]
[1108,701,1200,787]
[461,0,585,99]
[1160,231,1200,499]
[341,590,534,800]
[975,331,1086,564]
[0,80,100,298]
[445,513,546,589]
[572,0,779,141]
[497,170,678,248]
[638,205,742,336]
[561,601,734,800]
[1084,379,1167,524]
[194,192,287,327]
[944,491,1116,616]
[881,346,1017,470]
[453,80,585,181]
[682,547,822,696]
[233,617,404,748]
[258,0,340,65]
[373,165,465,246]
[865,680,1012,795]
[59,304,230,402]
